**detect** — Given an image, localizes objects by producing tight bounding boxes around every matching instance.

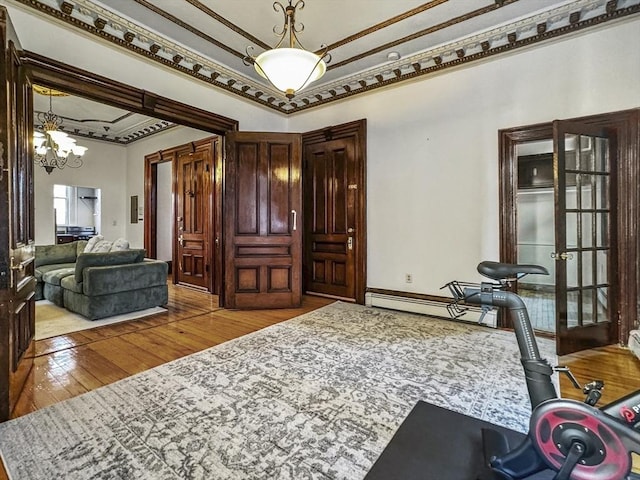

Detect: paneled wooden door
[0,8,36,421]
[302,120,367,303]
[223,132,302,309]
[175,142,213,291]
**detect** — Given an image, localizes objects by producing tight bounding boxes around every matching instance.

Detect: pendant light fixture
[33,88,87,174]
[244,0,330,99]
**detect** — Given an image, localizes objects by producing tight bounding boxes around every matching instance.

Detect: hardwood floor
[1,283,639,479]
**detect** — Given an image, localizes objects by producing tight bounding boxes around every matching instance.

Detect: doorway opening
[499,109,639,355]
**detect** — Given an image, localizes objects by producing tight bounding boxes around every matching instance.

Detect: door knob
[347,228,355,233]
[551,252,574,261]
[178,235,184,246]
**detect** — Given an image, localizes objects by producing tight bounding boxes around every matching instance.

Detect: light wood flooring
[1,281,639,479]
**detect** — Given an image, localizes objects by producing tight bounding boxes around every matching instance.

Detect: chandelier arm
[272,1,287,37]
[243,46,256,65]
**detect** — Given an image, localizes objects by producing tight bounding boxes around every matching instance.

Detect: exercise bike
[444,261,640,480]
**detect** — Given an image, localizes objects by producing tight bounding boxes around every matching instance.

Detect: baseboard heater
[365,288,497,328]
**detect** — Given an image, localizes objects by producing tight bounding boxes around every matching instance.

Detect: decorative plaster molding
[11,0,640,115]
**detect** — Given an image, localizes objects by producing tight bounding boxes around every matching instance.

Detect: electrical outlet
[405,273,413,283]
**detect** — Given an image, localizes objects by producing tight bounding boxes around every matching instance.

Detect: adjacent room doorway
[144,136,222,294]
[500,109,639,355]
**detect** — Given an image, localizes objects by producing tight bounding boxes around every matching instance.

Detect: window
[53,184,71,226]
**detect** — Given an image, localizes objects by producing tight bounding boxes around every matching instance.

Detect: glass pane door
[553,121,617,355]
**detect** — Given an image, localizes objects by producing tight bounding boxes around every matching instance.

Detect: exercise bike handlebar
[460,262,557,410]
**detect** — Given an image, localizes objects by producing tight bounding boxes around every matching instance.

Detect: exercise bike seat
[477,261,549,281]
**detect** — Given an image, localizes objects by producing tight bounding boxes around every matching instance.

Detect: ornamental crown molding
[13,0,640,115]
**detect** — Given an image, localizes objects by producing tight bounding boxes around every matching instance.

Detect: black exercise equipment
[445,261,640,480]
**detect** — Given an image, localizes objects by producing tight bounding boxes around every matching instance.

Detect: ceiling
[20,0,640,141]
[33,87,176,145]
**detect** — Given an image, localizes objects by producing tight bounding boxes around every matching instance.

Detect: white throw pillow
[110,238,130,252]
[91,240,113,253]
[84,235,104,253]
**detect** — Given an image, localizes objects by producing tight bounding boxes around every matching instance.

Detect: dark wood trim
[498,109,639,345]
[302,119,367,304]
[19,51,239,134]
[143,151,162,260]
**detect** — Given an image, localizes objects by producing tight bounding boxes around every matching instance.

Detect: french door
[553,120,617,355]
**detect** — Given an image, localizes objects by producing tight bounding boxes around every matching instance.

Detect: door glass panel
[596,213,608,248]
[581,212,593,248]
[582,251,594,286]
[582,289,594,325]
[565,134,578,169]
[580,176,593,209]
[580,135,595,171]
[596,287,608,321]
[595,175,608,209]
[566,182,577,209]
[596,251,607,284]
[567,290,579,328]
[594,137,609,172]
[566,256,578,288]
[566,212,578,248]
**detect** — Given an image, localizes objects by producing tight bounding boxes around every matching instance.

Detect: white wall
[288,18,640,296]
[156,162,173,261]
[34,137,127,245]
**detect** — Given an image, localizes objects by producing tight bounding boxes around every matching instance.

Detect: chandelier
[244,0,330,99]
[33,88,87,174]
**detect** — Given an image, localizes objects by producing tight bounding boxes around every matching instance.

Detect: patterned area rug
[0,302,555,479]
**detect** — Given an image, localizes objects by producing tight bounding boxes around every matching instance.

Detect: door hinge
[205,164,210,172]
[206,264,210,272]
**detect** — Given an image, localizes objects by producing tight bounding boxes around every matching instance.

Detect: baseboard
[365,288,497,328]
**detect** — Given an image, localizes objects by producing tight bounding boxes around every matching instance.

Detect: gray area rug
[0,302,556,479]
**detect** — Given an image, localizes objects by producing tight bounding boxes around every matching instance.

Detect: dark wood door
[0,8,35,421]
[302,120,367,304]
[223,132,302,309]
[553,120,617,355]
[175,143,212,291]
[303,138,356,300]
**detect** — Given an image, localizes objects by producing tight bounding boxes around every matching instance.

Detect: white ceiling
[22,0,640,140]
[33,89,175,144]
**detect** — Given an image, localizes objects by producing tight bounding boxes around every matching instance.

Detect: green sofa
[35,241,168,320]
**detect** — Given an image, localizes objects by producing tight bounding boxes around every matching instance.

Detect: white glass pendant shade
[255,48,326,96]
